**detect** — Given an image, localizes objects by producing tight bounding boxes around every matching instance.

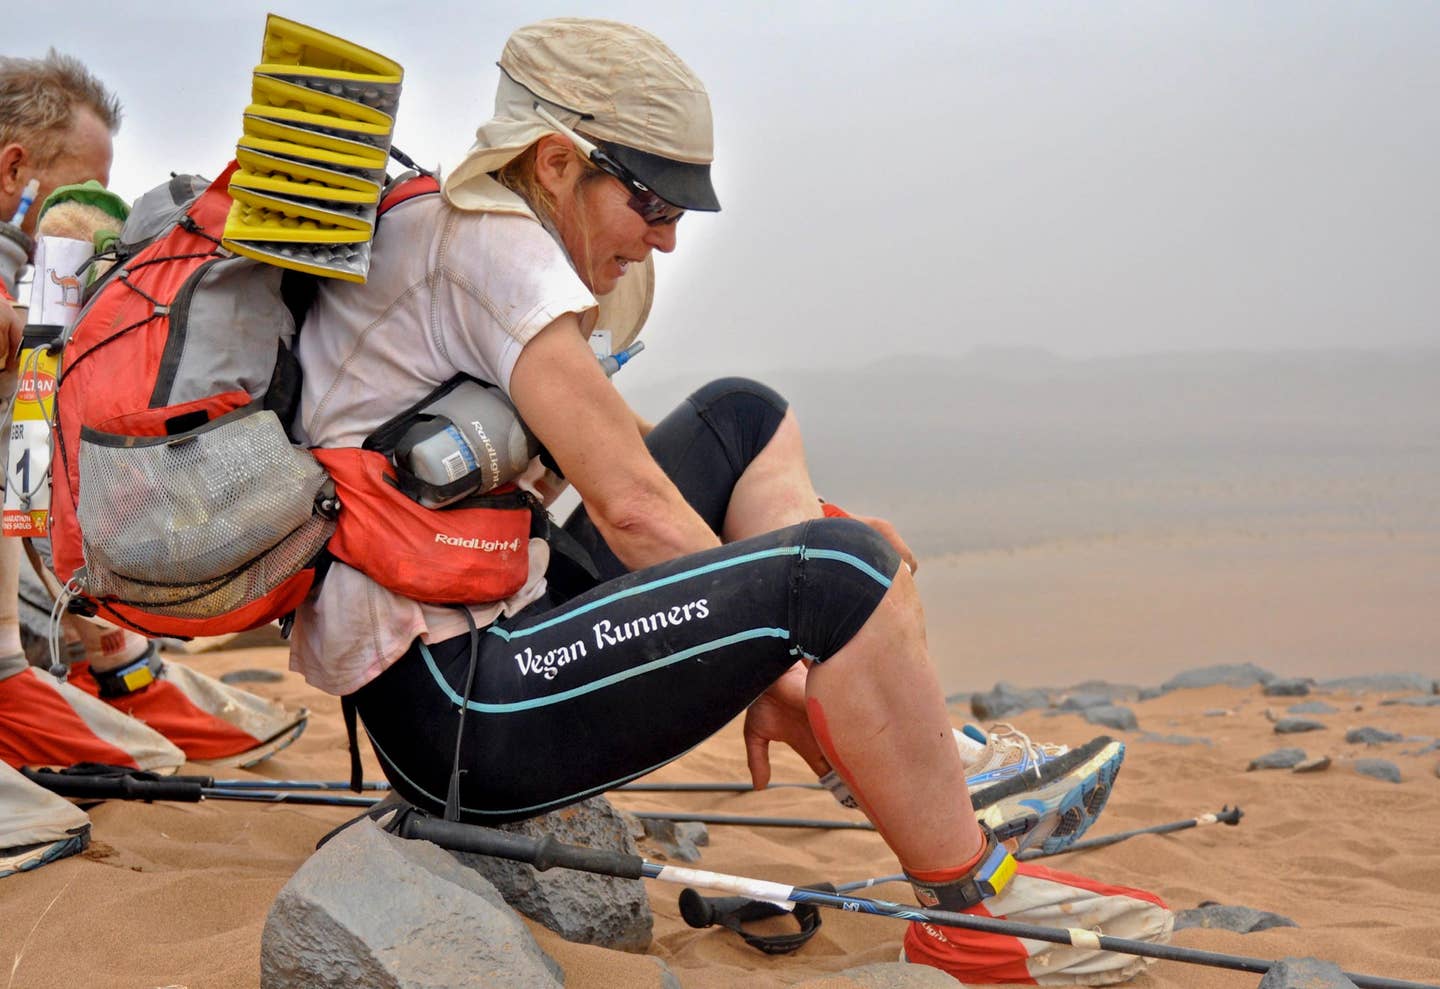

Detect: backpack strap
[378,174,440,215]
[341,693,365,792]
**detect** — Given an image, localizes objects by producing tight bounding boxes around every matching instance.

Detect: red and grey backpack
[49,162,537,639]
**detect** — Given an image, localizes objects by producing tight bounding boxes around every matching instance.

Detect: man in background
[1,51,304,879]
[0,50,116,242]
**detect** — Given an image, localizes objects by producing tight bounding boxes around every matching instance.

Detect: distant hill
[622,348,1440,555]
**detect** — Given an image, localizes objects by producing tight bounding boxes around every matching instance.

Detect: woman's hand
[851,512,918,575]
[743,661,830,788]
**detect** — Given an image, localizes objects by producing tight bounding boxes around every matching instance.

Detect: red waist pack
[311,447,535,604]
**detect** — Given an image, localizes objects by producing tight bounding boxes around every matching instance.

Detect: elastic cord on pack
[46,576,84,679]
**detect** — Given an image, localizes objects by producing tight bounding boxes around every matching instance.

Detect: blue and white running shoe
[960,722,1068,792]
[969,734,1126,856]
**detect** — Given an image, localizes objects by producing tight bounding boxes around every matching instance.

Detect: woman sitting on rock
[290,18,1169,983]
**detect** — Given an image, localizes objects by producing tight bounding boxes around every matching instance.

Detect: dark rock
[639,818,708,863]
[1248,748,1306,771]
[1353,759,1401,783]
[449,796,653,951]
[1315,674,1436,695]
[616,809,646,843]
[1345,727,1402,746]
[1286,701,1338,715]
[1203,708,1233,717]
[1138,686,1167,701]
[1083,704,1138,731]
[1138,732,1212,746]
[1160,663,1275,693]
[1274,719,1327,734]
[1380,695,1440,707]
[220,668,286,685]
[970,682,1051,720]
[1403,740,1440,756]
[1175,902,1298,934]
[796,961,964,987]
[1256,956,1359,988]
[1262,678,1311,697]
[1061,680,1141,702]
[1292,756,1331,773]
[1058,692,1114,712]
[261,819,564,989]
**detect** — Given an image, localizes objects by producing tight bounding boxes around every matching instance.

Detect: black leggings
[352,378,900,823]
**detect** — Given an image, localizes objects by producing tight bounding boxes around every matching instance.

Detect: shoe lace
[987,722,1047,780]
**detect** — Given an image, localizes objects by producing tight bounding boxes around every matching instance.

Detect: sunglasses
[533,103,685,226]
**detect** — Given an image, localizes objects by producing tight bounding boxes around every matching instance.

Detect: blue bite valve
[598,340,645,377]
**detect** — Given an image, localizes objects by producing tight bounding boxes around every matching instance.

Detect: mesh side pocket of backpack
[76,408,334,618]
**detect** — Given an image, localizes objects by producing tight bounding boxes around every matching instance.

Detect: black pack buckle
[678,884,830,955]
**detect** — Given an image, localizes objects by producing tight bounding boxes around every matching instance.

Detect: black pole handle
[679,890,764,928]
[681,882,838,929]
[397,815,647,880]
[23,767,205,802]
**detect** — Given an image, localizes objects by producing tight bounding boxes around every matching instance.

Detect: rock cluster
[262,797,679,987]
[964,664,1436,785]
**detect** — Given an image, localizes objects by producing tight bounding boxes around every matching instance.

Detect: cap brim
[594,139,720,212]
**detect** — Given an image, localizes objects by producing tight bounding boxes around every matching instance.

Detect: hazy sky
[13,2,1439,378]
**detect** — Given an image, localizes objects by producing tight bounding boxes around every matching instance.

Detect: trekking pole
[630,812,1036,844]
[204,789,381,807]
[616,781,823,793]
[390,812,1437,989]
[1016,805,1242,861]
[629,805,1241,843]
[23,768,383,808]
[695,807,1245,893]
[209,779,392,792]
[24,765,391,794]
[632,812,874,831]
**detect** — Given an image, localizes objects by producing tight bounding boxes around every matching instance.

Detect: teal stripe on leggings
[487,546,802,641]
[421,626,791,713]
[485,541,892,644]
[801,546,895,589]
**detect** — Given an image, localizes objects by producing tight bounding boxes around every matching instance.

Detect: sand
[3,532,1439,989]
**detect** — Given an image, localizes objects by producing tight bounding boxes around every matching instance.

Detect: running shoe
[820,725,1088,817]
[960,722,1069,792]
[969,735,1125,856]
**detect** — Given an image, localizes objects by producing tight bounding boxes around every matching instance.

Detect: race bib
[3,336,58,537]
